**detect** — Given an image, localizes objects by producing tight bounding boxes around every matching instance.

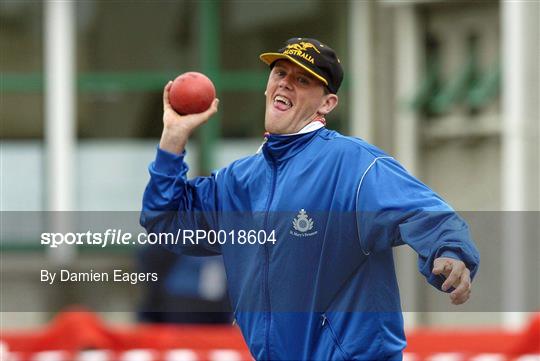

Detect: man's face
[264,60,337,134]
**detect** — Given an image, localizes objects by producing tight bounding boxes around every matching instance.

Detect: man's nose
[278,75,293,89]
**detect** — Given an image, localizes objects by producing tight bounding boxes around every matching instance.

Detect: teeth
[274,95,292,106]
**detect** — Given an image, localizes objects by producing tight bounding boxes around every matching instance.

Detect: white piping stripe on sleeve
[355,156,393,255]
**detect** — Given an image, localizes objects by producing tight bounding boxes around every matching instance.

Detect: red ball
[169,72,216,115]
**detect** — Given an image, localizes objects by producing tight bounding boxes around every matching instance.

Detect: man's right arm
[140,81,220,256]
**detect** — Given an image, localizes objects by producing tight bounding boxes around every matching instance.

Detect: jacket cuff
[439,250,462,262]
[153,147,185,176]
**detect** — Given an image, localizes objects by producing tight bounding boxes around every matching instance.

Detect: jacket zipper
[262,159,277,360]
[321,314,350,360]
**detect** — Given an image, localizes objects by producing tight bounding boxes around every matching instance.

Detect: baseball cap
[259,37,344,94]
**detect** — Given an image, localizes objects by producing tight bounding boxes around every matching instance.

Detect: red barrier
[1,311,538,361]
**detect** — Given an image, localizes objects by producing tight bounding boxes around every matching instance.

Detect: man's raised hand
[160,81,219,155]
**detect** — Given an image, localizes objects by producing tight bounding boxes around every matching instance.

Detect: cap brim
[259,53,329,87]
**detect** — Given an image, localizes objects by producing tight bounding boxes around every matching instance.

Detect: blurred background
[1,0,539,359]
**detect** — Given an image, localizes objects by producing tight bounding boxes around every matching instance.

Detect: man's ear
[318,94,339,115]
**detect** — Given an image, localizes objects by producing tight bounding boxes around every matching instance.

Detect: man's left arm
[356,157,480,304]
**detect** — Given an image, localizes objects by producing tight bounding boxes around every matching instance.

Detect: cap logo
[283,41,321,64]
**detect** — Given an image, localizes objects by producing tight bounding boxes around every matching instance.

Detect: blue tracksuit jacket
[141,127,480,360]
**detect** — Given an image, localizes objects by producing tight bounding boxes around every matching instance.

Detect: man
[141,38,480,360]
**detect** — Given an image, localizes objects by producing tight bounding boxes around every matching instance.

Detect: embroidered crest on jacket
[291,209,318,237]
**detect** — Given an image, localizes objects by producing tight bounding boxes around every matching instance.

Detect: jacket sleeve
[140,147,221,256]
[356,157,480,291]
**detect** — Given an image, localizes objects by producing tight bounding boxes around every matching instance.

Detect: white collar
[281,121,325,136]
[257,121,325,154]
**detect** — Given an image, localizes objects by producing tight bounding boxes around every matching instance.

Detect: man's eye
[276,70,286,77]
[298,77,310,85]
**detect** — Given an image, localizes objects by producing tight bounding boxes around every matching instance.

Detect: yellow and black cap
[259,37,344,94]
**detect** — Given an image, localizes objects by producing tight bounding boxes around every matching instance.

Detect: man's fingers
[450,268,471,298]
[441,263,464,291]
[451,286,471,304]
[192,98,219,118]
[432,259,448,275]
[182,98,220,129]
[163,81,173,111]
[451,289,471,305]
[433,257,472,304]
[204,98,219,117]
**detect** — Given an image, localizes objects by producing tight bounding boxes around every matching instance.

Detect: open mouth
[273,95,293,111]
